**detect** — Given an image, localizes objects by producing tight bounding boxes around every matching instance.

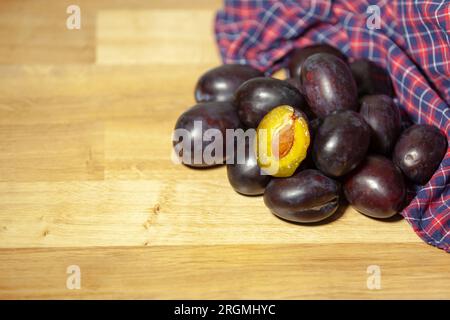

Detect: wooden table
[0,0,448,299]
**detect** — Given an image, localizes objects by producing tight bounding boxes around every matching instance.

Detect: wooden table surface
[0,0,448,299]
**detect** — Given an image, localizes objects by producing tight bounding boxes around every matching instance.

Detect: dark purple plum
[227,140,271,196]
[360,94,401,155]
[173,101,241,167]
[296,117,322,171]
[287,44,347,79]
[194,64,263,103]
[313,110,371,177]
[344,155,406,218]
[234,77,307,128]
[284,78,315,119]
[264,169,341,223]
[301,53,358,118]
[309,117,322,138]
[393,124,447,184]
[400,108,414,131]
[285,77,303,94]
[350,59,394,97]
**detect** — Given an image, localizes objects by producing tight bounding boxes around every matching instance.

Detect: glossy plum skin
[227,140,271,195]
[285,77,303,94]
[287,44,347,79]
[284,78,315,119]
[194,64,263,103]
[313,110,371,177]
[264,169,340,223]
[344,155,406,219]
[360,95,401,155]
[393,124,447,185]
[301,53,358,119]
[296,117,322,171]
[173,102,241,167]
[350,59,394,97]
[234,77,307,128]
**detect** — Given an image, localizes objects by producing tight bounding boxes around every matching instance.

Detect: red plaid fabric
[215,0,450,252]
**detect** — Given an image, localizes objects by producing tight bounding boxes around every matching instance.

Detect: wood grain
[0,0,448,299]
[0,0,221,64]
[0,244,448,299]
[96,10,220,66]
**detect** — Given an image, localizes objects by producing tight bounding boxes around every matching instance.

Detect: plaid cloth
[215,0,450,252]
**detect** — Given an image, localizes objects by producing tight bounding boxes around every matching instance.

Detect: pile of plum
[173,45,447,224]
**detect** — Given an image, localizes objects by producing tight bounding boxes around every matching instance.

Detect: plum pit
[257,105,310,177]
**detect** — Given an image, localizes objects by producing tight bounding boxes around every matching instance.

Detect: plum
[285,77,303,94]
[360,94,401,155]
[234,77,307,128]
[301,53,358,118]
[264,169,341,223]
[344,155,406,218]
[195,64,263,103]
[173,102,241,167]
[256,105,310,177]
[313,110,371,177]
[393,124,447,184]
[227,140,271,196]
[287,44,346,79]
[350,59,394,97]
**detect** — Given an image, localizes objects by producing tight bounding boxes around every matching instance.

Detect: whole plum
[195,64,263,103]
[313,110,371,177]
[227,140,271,196]
[393,124,447,184]
[173,102,241,167]
[350,59,394,97]
[301,53,358,118]
[344,155,406,219]
[360,94,401,155]
[234,77,307,128]
[264,169,341,223]
[287,44,347,79]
